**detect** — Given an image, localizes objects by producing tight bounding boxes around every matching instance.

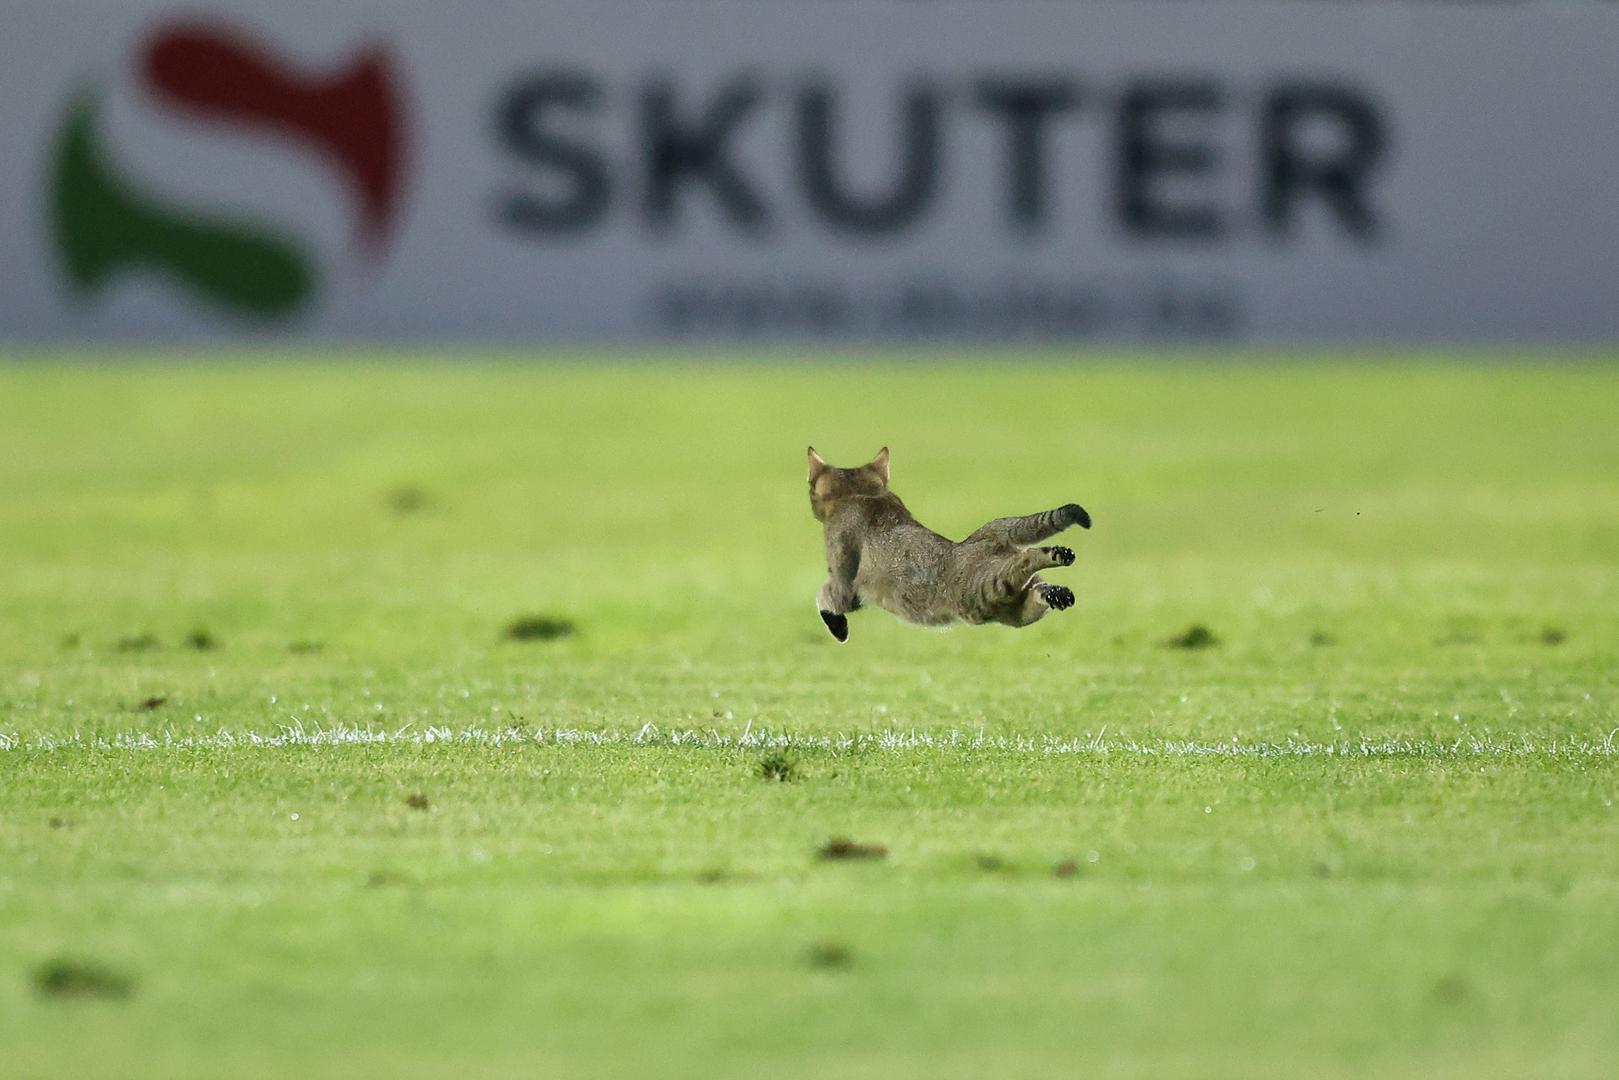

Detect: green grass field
[2,357,1617,1079]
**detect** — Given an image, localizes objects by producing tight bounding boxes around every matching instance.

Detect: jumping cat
[807,446,1090,642]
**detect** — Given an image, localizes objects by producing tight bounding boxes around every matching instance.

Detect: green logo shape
[50,91,314,319]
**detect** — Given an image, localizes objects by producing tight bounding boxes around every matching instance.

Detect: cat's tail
[967,503,1090,546]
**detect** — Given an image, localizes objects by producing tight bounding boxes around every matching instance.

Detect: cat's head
[807,446,890,522]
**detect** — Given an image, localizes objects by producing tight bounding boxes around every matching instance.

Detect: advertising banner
[3,1,1618,344]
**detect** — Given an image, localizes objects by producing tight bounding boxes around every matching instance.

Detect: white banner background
[2,1,1618,345]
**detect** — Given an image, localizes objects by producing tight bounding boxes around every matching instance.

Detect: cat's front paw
[1045,545,1076,566]
[820,610,849,642]
[1037,584,1076,611]
[1061,504,1092,530]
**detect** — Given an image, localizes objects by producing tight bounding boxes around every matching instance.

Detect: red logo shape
[143,22,406,253]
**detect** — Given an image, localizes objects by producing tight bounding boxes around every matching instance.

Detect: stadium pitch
[2,357,1617,1078]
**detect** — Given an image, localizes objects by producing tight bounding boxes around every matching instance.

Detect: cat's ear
[868,446,890,485]
[807,446,830,480]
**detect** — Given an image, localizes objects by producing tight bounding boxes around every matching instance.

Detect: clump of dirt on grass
[1165,624,1219,650]
[287,640,325,655]
[366,869,414,888]
[756,751,799,783]
[114,633,160,653]
[48,817,74,830]
[33,958,134,1000]
[974,853,1009,873]
[138,696,167,711]
[1539,625,1568,646]
[1435,618,1483,646]
[805,941,853,969]
[1431,974,1470,1004]
[818,837,887,861]
[59,633,81,650]
[1309,630,1336,647]
[1052,859,1081,879]
[504,615,576,642]
[387,485,436,516]
[404,793,431,811]
[185,628,218,651]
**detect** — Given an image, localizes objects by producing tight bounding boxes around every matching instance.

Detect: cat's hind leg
[999,580,1074,626]
[991,543,1078,628]
[1035,545,1077,568]
[1004,546,1075,583]
[971,549,1072,621]
[1035,582,1075,611]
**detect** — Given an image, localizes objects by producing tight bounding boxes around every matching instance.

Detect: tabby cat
[808,447,1090,641]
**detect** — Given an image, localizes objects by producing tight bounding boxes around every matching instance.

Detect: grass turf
[1,357,1617,1078]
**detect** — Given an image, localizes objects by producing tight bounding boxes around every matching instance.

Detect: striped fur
[808,447,1089,641]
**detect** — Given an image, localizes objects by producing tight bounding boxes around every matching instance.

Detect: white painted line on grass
[2,723,1617,759]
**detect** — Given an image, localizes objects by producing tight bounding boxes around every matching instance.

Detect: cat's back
[842,492,945,550]
[847,494,960,623]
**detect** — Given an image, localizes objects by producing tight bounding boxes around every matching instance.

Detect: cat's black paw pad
[1037,584,1076,611]
[1046,546,1075,566]
[1062,504,1092,530]
[820,610,849,642]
